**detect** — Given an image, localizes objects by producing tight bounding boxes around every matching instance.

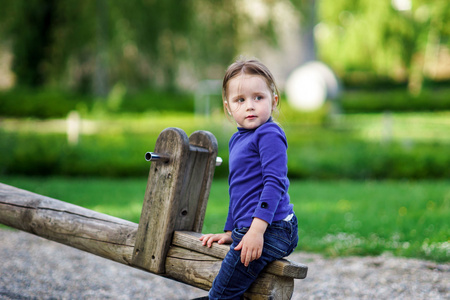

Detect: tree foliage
[316,0,450,91]
[0,0,241,93]
[0,0,448,95]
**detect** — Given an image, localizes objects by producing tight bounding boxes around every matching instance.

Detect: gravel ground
[0,229,448,299]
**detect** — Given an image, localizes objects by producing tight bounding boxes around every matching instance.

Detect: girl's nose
[246,99,255,110]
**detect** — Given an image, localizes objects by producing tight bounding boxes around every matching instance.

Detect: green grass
[0,176,148,223]
[1,176,448,262]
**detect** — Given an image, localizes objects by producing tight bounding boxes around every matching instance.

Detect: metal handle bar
[145,152,222,166]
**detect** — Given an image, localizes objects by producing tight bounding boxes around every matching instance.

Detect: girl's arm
[234,217,268,267]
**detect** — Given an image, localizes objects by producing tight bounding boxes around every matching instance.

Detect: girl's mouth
[246,115,256,119]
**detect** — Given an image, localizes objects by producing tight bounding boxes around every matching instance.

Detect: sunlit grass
[0,112,221,136]
[0,176,147,223]
[345,111,450,143]
[1,176,448,262]
[1,111,449,144]
[205,179,449,262]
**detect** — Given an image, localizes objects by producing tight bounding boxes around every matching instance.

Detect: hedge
[339,88,450,113]
[1,131,448,180]
[1,86,450,119]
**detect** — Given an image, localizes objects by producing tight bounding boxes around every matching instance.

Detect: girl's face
[225,74,278,130]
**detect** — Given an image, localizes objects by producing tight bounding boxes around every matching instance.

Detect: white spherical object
[285,61,339,112]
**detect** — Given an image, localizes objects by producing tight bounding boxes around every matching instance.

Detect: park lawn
[0,176,448,262]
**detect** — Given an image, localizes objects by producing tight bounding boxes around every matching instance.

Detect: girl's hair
[222,57,280,117]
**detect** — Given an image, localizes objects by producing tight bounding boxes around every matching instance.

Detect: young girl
[200,57,298,299]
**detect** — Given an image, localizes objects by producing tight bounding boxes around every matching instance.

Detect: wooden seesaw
[0,127,307,299]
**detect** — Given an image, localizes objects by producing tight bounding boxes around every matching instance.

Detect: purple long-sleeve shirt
[224,119,294,231]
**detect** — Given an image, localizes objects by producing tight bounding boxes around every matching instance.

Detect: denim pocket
[231,227,248,249]
[263,215,298,259]
[231,216,298,259]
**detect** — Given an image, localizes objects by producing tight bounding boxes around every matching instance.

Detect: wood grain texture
[132,127,190,274]
[165,246,295,299]
[172,231,308,279]
[0,183,137,265]
[165,246,222,291]
[133,129,219,274]
[188,131,218,233]
[174,144,210,231]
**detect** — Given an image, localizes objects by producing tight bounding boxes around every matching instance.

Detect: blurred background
[0,0,449,262]
[0,0,449,178]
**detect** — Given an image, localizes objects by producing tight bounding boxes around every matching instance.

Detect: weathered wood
[165,246,295,300]
[0,183,137,265]
[172,231,308,279]
[132,127,191,274]
[174,144,210,231]
[188,131,218,232]
[162,131,217,233]
[133,128,218,274]
[173,230,229,258]
[165,246,222,291]
[245,273,294,300]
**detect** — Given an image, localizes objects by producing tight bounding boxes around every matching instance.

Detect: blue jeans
[208,214,298,300]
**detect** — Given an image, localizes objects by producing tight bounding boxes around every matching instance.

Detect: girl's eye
[255,96,262,101]
[237,98,245,103]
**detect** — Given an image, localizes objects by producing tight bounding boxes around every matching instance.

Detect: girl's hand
[234,218,268,267]
[199,232,232,248]
[234,230,264,267]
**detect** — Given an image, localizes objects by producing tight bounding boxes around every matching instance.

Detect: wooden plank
[172,231,308,279]
[132,127,190,274]
[188,131,218,233]
[165,246,222,291]
[173,145,210,231]
[173,230,229,258]
[0,183,137,265]
[165,246,294,300]
[132,129,218,273]
[245,273,294,300]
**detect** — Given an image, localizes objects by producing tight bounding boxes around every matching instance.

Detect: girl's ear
[224,101,232,115]
[272,94,279,110]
